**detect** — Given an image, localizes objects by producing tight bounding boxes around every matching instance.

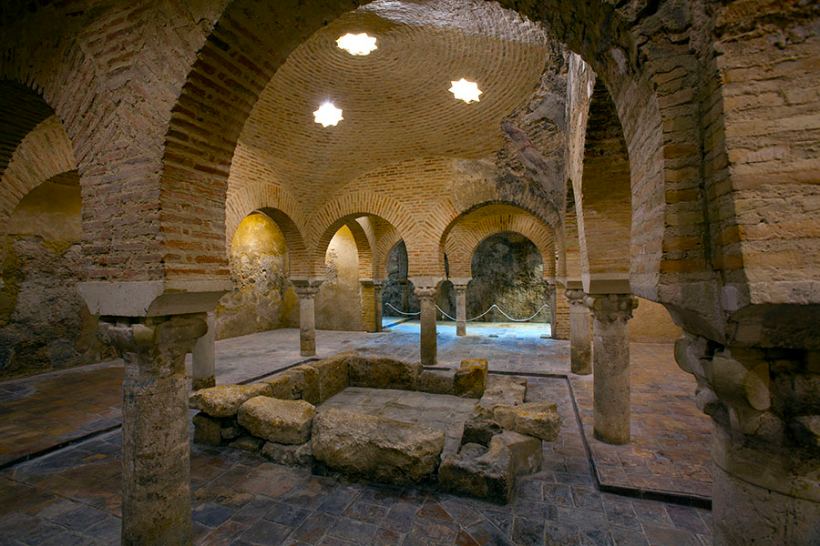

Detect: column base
[192,375,215,390]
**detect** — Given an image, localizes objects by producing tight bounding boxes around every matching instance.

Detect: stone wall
[629,298,682,343]
[316,225,362,331]
[382,241,419,317]
[468,233,548,323]
[216,213,297,339]
[0,176,112,378]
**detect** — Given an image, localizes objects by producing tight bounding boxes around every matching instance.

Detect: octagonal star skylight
[337,33,378,56]
[313,102,343,127]
[449,78,482,103]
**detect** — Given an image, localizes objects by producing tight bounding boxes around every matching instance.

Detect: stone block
[309,355,349,402]
[461,413,503,447]
[237,396,315,445]
[311,408,444,484]
[478,376,527,416]
[262,441,313,467]
[494,402,560,441]
[192,412,223,446]
[439,441,513,504]
[416,369,455,394]
[189,383,272,417]
[348,355,422,390]
[493,431,542,476]
[287,365,320,405]
[263,373,302,400]
[229,435,264,453]
[454,359,488,398]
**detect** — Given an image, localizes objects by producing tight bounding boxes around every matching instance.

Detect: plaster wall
[0,177,111,378]
[316,225,362,331]
[216,213,297,339]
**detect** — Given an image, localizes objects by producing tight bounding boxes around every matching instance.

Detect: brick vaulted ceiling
[233,0,553,213]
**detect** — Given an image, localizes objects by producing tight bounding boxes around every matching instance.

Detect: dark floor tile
[343,500,388,524]
[643,523,701,546]
[666,505,710,535]
[193,502,236,528]
[465,519,514,546]
[544,522,580,546]
[610,526,649,546]
[381,501,418,534]
[236,519,293,545]
[264,502,310,528]
[290,512,338,544]
[512,516,545,546]
[326,516,379,543]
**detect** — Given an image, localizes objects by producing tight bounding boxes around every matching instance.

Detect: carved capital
[584,293,637,322]
[565,289,586,306]
[99,314,207,374]
[409,276,442,300]
[292,278,323,298]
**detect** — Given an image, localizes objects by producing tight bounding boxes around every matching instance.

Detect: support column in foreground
[566,289,592,374]
[675,335,820,545]
[192,310,216,390]
[292,279,323,357]
[451,277,470,337]
[585,293,637,444]
[100,314,207,546]
[411,277,440,366]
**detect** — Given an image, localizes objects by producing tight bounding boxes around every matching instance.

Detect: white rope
[384,302,421,316]
[435,303,550,323]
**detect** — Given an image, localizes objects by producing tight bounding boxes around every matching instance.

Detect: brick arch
[0,115,77,232]
[573,79,631,293]
[244,207,311,278]
[343,218,375,281]
[225,183,307,252]
[0,81,55,182]
[375,224,403,280]
[442,204,555,279]
[309,191,420,275]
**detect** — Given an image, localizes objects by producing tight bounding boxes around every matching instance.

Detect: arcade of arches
[0,1,817,545]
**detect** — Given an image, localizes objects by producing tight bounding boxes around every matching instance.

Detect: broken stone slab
[477,375,527,416]
[439,440,513,504]
[493,431,542,476]
[189,383,273,418]
[348,355,422,390]
[308,354,349,402]
[311,408,444,484]
[416,369,455,395]
[262,441,313,467]
[237,396,315,445]
[494,402,560,441]
[454,359,488,398]
[461,413,503,447]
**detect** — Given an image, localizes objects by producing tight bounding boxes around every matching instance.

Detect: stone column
[411,278,440,366]
[373,280,383,332]
[585,294,638,445]
[191,311,216,390]
[566,289,592,375]
[675,336,820,545]
[292,279,323,357]
[100,314,207,546]
[545,281,557,337]
[451,278,470,337]
[552,283,570,340]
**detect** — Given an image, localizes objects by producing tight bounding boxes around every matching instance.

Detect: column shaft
[454,283,468,337]
[374,282,383,333]
[100,315,207,546]
[413,282,439,366]
[586,294,637,444]
[566,289,592,374]
[192,311,216,390]
[293,280,322,357]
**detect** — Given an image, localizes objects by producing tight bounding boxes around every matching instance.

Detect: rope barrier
[385,300,548,323]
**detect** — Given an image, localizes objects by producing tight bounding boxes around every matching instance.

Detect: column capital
[584,293,638,322]
[565,288,586,306]
[409,276,442,299]
[449,277,472,289]
[291,278,323,297]
[100,314,207,363]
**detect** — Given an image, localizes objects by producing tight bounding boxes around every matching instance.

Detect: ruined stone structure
[0,0,817,544]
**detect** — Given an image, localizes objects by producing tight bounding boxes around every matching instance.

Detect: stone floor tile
[342,500,388,524]
[326,516,380,543]
[193,502,237,528]
[512,515,546,546]
[235,519,294,545]
[264,501,311,528]
[642,523,702,546]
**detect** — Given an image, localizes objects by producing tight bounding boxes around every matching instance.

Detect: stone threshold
[427,366,712,510]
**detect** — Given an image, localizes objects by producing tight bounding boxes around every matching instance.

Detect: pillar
[451,277,470,337]
[552,283,570,340]
[411,278,440,366]
[585,294,637,444]
[100,314,207,546]
[360,280,384,333]
[191,311,216,390]
[675,335,820,545]
[292,279,323,357]
[545,281,557,337]
[566,289,592,374]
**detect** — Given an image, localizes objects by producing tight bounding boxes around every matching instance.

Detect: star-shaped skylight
[449,79,482,103]
[313,102,343,127]
[337,33,378,56]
